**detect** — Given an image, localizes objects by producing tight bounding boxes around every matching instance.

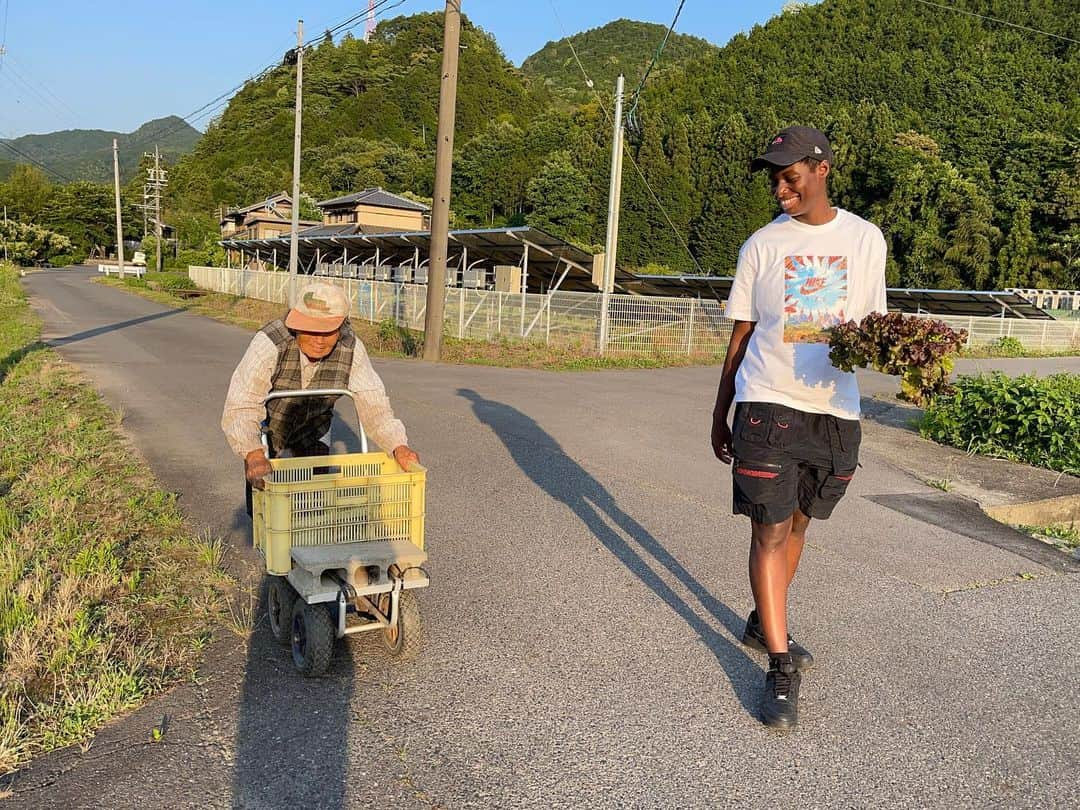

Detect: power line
[911,0,1080,45]
[126,0,407,152]
[4,54,80,120]
[0,0,411,187]
[1,59,81,127]
[546,0,702,274]
[625,0,687,129]
[545,0,598,95]
[0,139,76,182]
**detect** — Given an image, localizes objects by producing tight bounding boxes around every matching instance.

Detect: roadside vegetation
[1019,523,1080,552]
[0,262,229,774]
[99,272,723,371]
[960,335,1080,359]
[920,372,1080,476]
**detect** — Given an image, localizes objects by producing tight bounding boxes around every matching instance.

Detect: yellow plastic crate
[252,452,426,575]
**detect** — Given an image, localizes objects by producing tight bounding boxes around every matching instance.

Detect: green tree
[995,201,1039,288]
[873,133,999,289]
[524,151,592,245]
[0,219,73,264]
[1,164,53,221]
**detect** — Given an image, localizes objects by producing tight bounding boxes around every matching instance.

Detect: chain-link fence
[914,313,1080,351]
[189,266,731,356]
[188,266,1080,355]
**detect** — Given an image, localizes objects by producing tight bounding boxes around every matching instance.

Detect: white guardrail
[98,263,146,278]
[188,266,1080,355]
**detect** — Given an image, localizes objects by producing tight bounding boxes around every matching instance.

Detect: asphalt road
[6,267,1079,809]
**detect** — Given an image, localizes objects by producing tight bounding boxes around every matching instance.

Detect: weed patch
[0,263,228,773]
[1019,523,1080,551]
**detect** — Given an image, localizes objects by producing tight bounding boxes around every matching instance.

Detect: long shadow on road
[45,309,184,347]
[231,577,357,809]
[229,410,372,809]
[458,388,760,717]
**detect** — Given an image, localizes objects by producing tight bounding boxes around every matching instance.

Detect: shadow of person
[230,580,357,809]
[45,308,184,347]
[457,388,760,716]
[230,403,368,809]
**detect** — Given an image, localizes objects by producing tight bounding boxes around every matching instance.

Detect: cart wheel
[291,601,335,677]
[381,590,422,660]
[267,577,297,646]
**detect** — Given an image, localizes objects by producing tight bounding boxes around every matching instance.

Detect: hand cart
[251,389,428,677]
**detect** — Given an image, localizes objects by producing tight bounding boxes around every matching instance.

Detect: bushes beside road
[0,262,228,773]
[921,372,1080,476]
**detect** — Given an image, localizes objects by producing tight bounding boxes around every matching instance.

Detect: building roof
[222,225,632,293]
[221,192,294,224]
[317,187,431,213]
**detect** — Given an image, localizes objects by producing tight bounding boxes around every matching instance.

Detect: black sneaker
[762,653,801,730]
[742,610,815,671]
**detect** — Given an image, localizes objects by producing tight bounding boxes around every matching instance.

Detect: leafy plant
[1019,523,1080,550]
[985,336,1025,357]
[829,312,967,406]
[160,275,196,291]
[920,372,1080,475]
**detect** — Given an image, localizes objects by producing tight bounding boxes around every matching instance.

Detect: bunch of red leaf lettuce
[828,312,967,406]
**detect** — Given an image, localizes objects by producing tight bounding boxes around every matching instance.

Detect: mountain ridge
[1,116,201,182]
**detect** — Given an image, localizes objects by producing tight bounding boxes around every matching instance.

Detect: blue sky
[0,0,796,138]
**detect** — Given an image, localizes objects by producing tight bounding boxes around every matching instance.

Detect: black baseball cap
[751,126,834,172]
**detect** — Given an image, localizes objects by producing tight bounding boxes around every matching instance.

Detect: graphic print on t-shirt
[783,255,849,343]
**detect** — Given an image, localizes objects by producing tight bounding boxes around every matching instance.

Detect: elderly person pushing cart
[222,280,419,507]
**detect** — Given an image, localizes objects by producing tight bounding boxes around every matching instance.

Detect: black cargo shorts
[730,401,861,525]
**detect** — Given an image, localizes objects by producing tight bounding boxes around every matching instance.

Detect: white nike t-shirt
[726,209,888,419]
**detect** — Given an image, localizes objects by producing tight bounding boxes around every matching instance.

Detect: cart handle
[262,388,368,454]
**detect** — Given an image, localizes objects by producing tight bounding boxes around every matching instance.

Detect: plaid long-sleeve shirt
[221,332,408,458]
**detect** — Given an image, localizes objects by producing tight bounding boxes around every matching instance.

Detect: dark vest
[261,318,355,456]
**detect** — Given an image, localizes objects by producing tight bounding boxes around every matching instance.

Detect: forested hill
[135,3,1080,289]
[521,19,716,106]
[617,0,1079,288]
[169,13,543,213]
[1,117,200,182]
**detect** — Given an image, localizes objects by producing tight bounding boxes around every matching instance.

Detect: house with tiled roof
[219,192,320,242]
[317,187,431,233]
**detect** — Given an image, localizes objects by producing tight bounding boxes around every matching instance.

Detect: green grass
[0,262,228,774]
[1019,523,1080,551]
[99,275,726,371]
[961,346,1080,359]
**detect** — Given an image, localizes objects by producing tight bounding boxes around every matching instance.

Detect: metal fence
[187,266,1080,354]
[915,314,1080,351]
[188,266,732,356]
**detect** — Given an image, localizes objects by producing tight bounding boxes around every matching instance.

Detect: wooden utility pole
[598,74,625,354]
[421,1,462,363]
[288,19,304,306]
[112,139,125,275]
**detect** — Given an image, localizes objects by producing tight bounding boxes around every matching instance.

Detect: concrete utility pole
[112,139,125,275]
[421,1,462,363]
[153,147,164,273]
[288,19,304,306]
[141,150,167,270]
[365,0,377,42]
[598,74,625,355]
